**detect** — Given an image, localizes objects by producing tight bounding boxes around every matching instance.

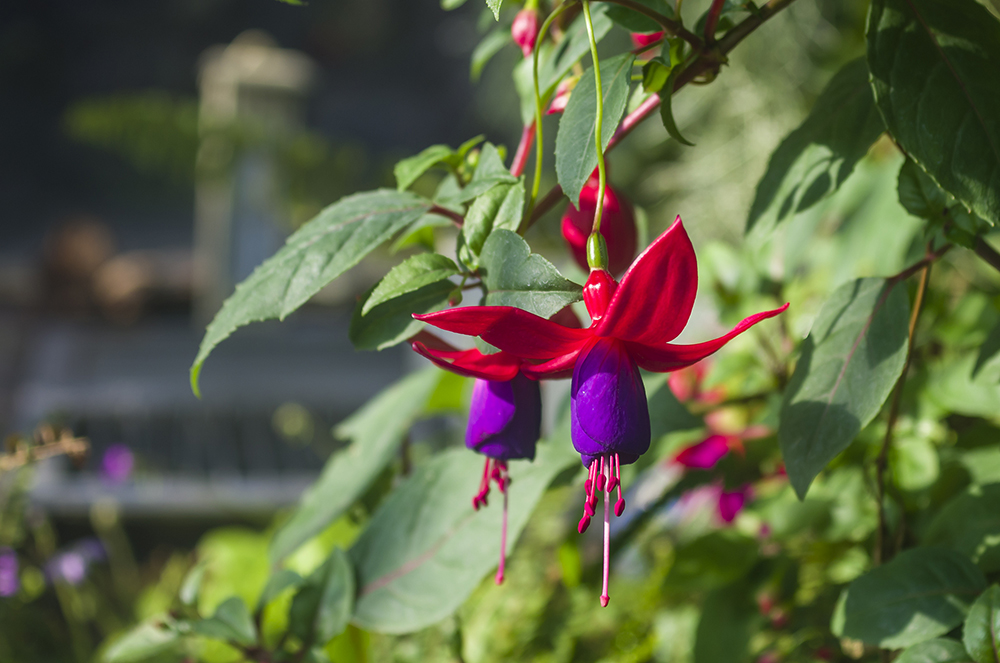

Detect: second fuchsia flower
[417,218,787,606]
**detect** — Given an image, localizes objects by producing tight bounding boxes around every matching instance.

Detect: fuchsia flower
[417,218,787,605]
[561,169,638,275]
[409,332,542,584]
[512,8,540,58]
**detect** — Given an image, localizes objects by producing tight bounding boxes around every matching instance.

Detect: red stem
[704,0,727,44]
[511,121,537,178]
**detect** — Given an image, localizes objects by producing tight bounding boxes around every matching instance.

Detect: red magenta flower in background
[631,31,665,55]
[409,331,543,584]
[512,8,540,58]
[561,169,637,275]
[416,218,788,605]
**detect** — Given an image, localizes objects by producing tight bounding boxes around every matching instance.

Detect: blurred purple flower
[101,444,134,484]
[45,538,105,585]
[0,547,18,597]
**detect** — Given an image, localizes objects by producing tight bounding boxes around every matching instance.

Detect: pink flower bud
[561,171,638,276]
[631,31,665,51]
[512,9,540,58]
[547,77,576,114]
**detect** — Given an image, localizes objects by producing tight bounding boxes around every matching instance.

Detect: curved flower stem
[581,0,607,235]
[529,1,576,217]
[874,258,932,565]
[598,0,703,49]
[524,0,800,230]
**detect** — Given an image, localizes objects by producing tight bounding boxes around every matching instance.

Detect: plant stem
[887,243,951,284]
[582,0,607,235]
[874,260,931,565]
[529,1,576,216]
[703,0,727,44]
[428,204,466,227]
[973,235,1000,274]
[598,0,703,49]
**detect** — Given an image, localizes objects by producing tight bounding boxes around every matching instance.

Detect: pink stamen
[600,479,611,607]
[495,488,509,584]
[596,456,606,492]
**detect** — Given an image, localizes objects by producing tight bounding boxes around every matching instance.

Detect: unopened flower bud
[561,170,637,275]
[512,8,540,58]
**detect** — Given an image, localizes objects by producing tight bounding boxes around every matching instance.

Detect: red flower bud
[631,30,665,51]
[547,76,576,114]
[561,171,638,275]
[512,8,540,58]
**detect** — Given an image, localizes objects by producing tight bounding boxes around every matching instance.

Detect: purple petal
[466,374,541,461]
[571,338,650,466]
[101,444,134,484]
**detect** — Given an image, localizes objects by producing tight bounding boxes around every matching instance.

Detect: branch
[428,205,465,227]
[887,243,952,283]
[973,235,1000,274]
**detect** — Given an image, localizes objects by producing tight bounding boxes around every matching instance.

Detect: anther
[615,497,626,517]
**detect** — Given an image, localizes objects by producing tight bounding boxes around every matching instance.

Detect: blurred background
[0,0,877,660]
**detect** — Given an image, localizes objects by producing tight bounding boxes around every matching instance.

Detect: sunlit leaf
[192,597,257,647]
[289,550,354,645]
[479,229,582,318]
[964,584,1000,663]
[896,639,975,663]
[868,0,1000,226]
[780,278,909,498]
[925,484,1000,573]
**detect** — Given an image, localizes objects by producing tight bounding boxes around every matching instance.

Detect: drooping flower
[561,169,637,275]
[416,218,787,605]
[409,332,543,584]
[511,8,540,58]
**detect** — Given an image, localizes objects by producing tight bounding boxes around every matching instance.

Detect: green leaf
[104,620,185,663]
[190,190,431,396]
[974,321,1000,380]
[349,280,455,351]
[441,0,468,8]
[964,585,1000,663]
[289,549,354,645]
[471,28,510,81]
[439,143,518,205]
[191,596,257,647]
[665,530,759,590]
[479,229,582,318]
[556,53,636,207]
[925,484,1000,573]
[603,0,675,32]
[746,58,884,237]
[899,158,951,220]
[256,569,304,610]
[836,547,986,648]
[486,0,502,20]
[349,443,577,633]
[896,639,975,663]
[780,278,910,498]
[693,584,758,663]
[394,145,455,191]
[645,374,702,439]
[269,368,442,561]
[462,180,525,263]
[868,0,1000,227]
[659,67,694,146]
[641,58,670,94]
[363,254,460,315]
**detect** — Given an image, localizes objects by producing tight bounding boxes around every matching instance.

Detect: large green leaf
[479,229,582,318]
[191,597,257,647]
[462,180,525,264]
[897,640,975,663]
[269,368,443,561]
[780,278,910,498]
[964,585,1000,663]
[471,28,510,81]
[289,550,354,645]
[350,281,455,351]
[836,547,986,648]
[974,321,1000,380]
[556,53,636,208]
[925,484,1000,573]
[394,145,455,192]
[868,0,1000,227]
[693,584,758,663]
[439,143,518,205]
[746,58,884,237]
[349,442,577,633]
[190,190,432,396]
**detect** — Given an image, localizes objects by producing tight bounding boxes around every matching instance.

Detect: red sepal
[411,340,521,381]
[626,303,789,372]
[415,307,589,359]
[593,216,698,345]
